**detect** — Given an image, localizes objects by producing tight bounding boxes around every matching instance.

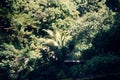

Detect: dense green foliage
[0,0,120,80]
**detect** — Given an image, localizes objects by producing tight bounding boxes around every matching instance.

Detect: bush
[82,54,120,76]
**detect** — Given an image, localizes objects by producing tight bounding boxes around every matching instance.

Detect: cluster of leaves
[0,0,78,79]
[0,0,120,80]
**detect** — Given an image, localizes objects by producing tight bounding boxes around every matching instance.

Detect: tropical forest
[0,0,120,80]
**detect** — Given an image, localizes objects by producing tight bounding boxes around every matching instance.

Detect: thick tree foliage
[0,0,120,80]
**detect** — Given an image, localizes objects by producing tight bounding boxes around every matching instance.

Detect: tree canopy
[0,0,120,80]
